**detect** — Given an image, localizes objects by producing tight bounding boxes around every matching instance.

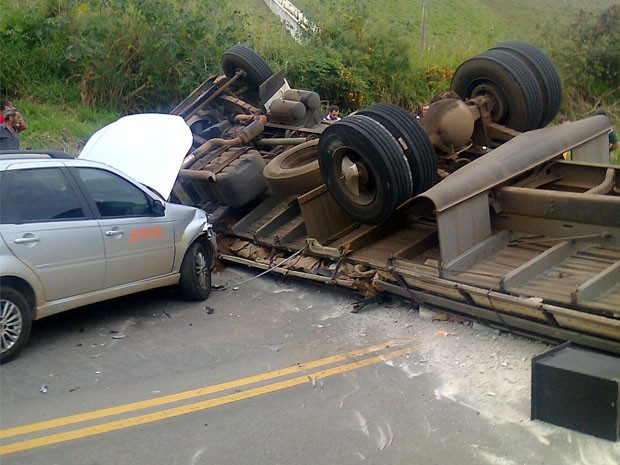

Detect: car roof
[0,150,75,160]
[0,151,121,173]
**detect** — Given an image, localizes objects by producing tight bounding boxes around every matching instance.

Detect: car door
[72,167,175,288]
[0,165,106,301]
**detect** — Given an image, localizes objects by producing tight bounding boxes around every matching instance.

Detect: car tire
[318,114,413,225]
[489,41,562,127]
[451,48,544,132]
[180,242,212,301]
[1,286,32,364]
[263,139,323,197]
[357,103,437,195]
[221,45,274,93]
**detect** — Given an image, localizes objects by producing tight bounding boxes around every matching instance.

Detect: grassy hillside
[5,0,619,153]
[9,0,285,153]
[294,0,617,62]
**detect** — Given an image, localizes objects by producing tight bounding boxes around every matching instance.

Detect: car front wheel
[1,287,32,364]
[180,242,212,301]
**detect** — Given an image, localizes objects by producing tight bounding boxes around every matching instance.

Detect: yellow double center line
[1,339,417,455]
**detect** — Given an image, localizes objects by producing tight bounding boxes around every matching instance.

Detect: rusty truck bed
[171,46,620,354]
[203,118,620,354]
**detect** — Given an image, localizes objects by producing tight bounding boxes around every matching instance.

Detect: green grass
[295,0,617,61]
[5,0,284,155]
[7,0,619,152]
[15,100,118,156]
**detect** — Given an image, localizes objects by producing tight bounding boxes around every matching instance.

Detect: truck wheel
[221,45,274,92]
[180,242,212,301]
[263,139,323,197]
[318,114,413,225]
[1,287,32,364]
[357,103,437,194]
[489,41,562,127]
[451,49,544,132]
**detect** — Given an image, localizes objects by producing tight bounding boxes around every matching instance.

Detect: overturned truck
[170,43,620,354]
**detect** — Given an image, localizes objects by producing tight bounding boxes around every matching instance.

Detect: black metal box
[531,343,620,441]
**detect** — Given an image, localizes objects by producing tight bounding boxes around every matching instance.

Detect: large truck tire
[221,45,274,93]
[263,139,322,197]
[357,103,437,194]
[318,115,413,225]
[489,41,562,127]
[451,49,544,132]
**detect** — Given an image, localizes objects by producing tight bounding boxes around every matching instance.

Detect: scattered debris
[272,288,295,294]
[418,306,449,321]
[351,292,389,313]
[205,306,215,314]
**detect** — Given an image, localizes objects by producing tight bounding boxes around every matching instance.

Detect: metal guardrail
[262,0,316,43]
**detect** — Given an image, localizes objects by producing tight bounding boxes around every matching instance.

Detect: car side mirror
[152,199,165,216]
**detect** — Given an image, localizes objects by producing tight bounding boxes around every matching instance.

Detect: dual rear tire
[318,108,436,225]
[451,41,561,131]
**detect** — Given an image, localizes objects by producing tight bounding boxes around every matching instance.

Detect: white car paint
[79,114,192,199]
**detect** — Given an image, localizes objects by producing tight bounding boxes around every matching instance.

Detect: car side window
[76,167,155,218]
[1,168,86,224]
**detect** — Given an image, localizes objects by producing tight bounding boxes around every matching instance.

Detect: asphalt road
[1,265,618,465]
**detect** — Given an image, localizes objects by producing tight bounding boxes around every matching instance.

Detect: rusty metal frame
[174,65,620,353]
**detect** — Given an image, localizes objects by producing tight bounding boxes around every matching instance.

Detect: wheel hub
[1,299,23,351]
[195,252,208,289]
[470,82,507,124]
[333,147,376,206]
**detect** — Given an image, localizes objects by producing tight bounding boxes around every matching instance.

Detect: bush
[277,46,369,111]
[274,2,451,113]
[2,0,618,125]
[0,1,76,101]
[554,5,620,110]
[0,0,260,113]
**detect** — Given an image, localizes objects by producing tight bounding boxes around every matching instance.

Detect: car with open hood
[0,114,217,363]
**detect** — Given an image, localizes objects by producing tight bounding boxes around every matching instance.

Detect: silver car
[0,116,217,363]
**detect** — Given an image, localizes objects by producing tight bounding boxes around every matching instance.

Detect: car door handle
[14,236,40,244]
[105,230,124,237]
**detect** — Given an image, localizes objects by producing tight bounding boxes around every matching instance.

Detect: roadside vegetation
[1,0,618,156]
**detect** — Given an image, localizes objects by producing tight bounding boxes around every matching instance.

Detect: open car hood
[79,114,192,199]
